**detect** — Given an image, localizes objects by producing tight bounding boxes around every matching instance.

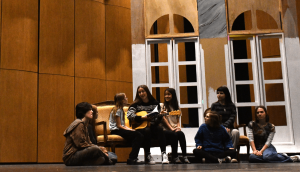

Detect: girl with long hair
[248,106,295,162]
[160,88,190,163]
[109,93,144,165]
[127,85,169,164]
[211,86,240,150]
[193,110,236,163]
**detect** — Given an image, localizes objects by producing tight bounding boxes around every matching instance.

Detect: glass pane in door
[150,43,168,62]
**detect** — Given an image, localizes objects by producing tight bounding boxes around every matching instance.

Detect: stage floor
[0,163,300,172]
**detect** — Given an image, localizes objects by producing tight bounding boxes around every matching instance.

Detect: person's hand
[160,110,167,114]
[197,146,202,149]
[175,127,181,132]
[256,151,263,156]
[226,127,230,133]
[253,150,258,155]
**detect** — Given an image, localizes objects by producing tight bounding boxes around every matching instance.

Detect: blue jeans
[249,144,292,163]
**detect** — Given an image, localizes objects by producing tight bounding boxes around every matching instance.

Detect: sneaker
[290,156,299,162]
[225,156,232,163]
[231,158,238,163]
[182,156,190,164]
[218,156,231,164]
[127,158,144,165]
[162,152,169,164]
[145,153,156,165]
[173,157,182,164]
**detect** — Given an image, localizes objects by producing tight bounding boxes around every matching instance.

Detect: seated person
[109,93,144,165]
[211,86,240,150]
[63,102,112,166]
[160,88,190,164]
[248,106,294,163]
[193,110,236,163]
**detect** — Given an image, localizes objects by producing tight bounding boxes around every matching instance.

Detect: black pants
[193,149,236,163]
[165,130,187,158]
[65,145,107,166]
[136,125,166,154]
[111,129,144,160]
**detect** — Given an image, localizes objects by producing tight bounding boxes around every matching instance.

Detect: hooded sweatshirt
[62,119,92,163]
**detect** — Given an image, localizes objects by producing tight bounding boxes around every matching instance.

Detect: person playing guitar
[127,85,169,165]
[160,88,190,164]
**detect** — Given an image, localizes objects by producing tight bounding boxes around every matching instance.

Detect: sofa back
[95,104,129,136]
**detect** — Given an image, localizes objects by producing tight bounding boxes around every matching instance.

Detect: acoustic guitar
[125,110,181,130]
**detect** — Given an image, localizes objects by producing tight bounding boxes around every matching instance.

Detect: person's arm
[195,125,203,149]
[259,129,275,155]
[162,116,175,131]
[127,105,143,122]
[70,123,92,149]
[247,122,259,155]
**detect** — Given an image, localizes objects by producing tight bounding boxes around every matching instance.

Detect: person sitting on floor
[248,106,295,163]
[63,102,112,166]
[193,110,237,163]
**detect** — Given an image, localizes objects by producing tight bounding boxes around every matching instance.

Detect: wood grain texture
[105,0,130,9]
[227,0,282,34]
[200,38,228,107]
[0,69,37,162]
[145,0,198,38]
[39,0,75,76]
[75,77,107,105]
[131,0,145,44]
[106,81,133,103]
[105,5,132,82]
[38,74,74,163]
[1,0,38,72]
[75,0,106,79]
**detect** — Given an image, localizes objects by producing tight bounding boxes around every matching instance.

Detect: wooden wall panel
[106,81,133,103]
[105,0,131,9]
[131,0,145,44]
[1,0,38,72]
[0,69,37,162]
[105,5,132,82]
[201,38,228,107]
[75,0,106,79]
[75,77,107,105]
[38,74,74,163]
[297,0,300,38]
[39,0,74,76]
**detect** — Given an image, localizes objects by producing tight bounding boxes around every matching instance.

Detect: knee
[135,131,144,141]
[176,131,185,138]
[263,152,277,161]
[231,129,240,137]
[249,154,256,162]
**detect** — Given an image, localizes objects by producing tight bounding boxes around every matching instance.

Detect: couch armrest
[236,124,247,137]
[95,121,107,145]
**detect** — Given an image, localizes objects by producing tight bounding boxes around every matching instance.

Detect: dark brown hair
[163,88,179,111]
[205,111,221,128]
[203,108,211,119]
[255,105,269,123]
[132,85,156,104]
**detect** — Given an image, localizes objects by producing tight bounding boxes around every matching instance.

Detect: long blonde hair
[111,93,126,120]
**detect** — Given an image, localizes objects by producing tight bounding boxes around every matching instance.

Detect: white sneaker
[146,153,156,165]
[162,152,169,164]
[290,155,299,162]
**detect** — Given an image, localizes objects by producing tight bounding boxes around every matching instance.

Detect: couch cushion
[97,135,126,142]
